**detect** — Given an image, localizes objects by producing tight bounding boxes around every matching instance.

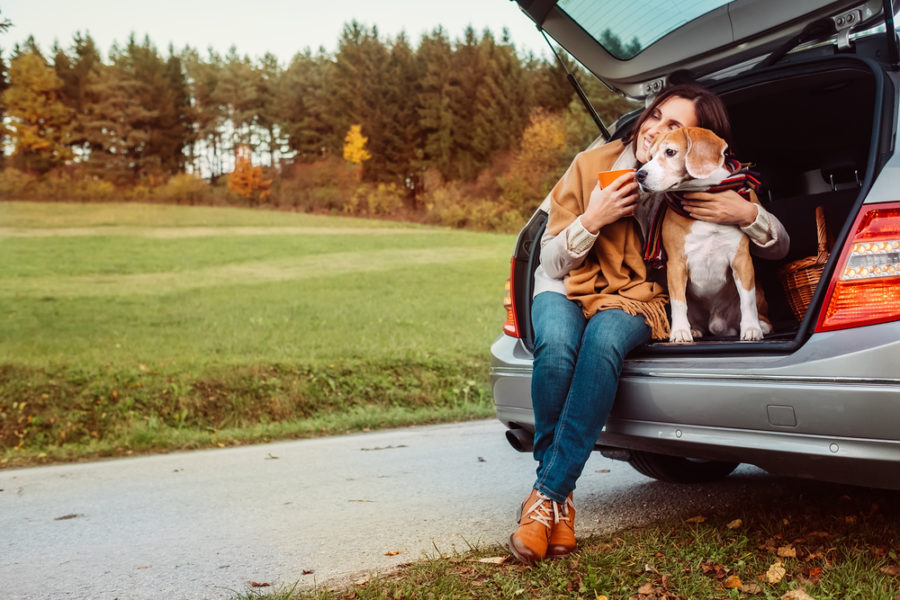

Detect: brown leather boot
[509,488,555,564]
[547,493,576,557]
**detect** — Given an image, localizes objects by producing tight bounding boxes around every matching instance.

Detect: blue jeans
[530,292,651,504]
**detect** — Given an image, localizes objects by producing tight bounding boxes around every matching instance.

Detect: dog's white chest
[684,222,743,296]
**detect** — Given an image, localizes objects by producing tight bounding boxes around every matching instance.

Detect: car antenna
[539,28,611,140]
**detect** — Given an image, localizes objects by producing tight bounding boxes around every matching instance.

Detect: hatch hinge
[832,8,863,49]
[641,77,666,101]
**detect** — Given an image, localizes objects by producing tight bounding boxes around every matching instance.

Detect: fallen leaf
[845,515,858,525]
[802,567,824,583]
[54,513,82,521]
[742,582,763,594]
[476,556,508,564]
[595,469,611,473]
[766,561,787,584]
[685,515,707,523]
[248,581,270,588]
[726,519,743,530]
[596,596,609,600]
[881,565,900,576]
[302,569,314,575]
[780,589,816,600]
[384,550,401,556]
[806,531,831,539]
[777,545,798,558]
[723,575,743,589]
[637,582,656,594]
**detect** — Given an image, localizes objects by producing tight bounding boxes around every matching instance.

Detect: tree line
[0,22,636,229]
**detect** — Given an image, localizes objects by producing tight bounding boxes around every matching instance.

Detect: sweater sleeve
[742,200,790,260]
[539,216,599,279]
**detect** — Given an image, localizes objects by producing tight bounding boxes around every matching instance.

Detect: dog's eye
[665,148,677,157]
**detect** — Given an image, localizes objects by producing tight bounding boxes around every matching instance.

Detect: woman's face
[634,96,699,164]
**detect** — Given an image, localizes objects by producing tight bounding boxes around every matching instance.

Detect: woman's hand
[681,190,759,227]
[581,172,640,234]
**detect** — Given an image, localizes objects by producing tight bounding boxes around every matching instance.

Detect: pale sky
[0,0,551,63]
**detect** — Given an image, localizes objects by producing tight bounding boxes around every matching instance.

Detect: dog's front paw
[670,328,694,343]
[740,326,763,341]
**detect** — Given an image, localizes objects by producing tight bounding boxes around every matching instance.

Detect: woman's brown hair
[625,83,732,149]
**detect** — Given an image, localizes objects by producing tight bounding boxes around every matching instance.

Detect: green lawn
[0,202,516,464]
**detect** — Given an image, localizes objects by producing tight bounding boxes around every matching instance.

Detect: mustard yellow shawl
[547,140,670,339]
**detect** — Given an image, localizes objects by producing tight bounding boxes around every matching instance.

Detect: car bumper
[490,321,900,490]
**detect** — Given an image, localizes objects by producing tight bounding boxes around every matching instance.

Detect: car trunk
[511,47,895,354]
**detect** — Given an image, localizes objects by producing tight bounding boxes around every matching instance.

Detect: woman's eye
[665,148,677,157]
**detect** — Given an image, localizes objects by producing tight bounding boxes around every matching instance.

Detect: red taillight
[503,258,521,337]
[815,202,900,332]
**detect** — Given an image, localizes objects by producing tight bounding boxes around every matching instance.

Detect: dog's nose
[635,169,647,184]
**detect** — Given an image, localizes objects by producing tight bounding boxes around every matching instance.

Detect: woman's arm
[542,172,641,278]
[682,189,790,260]
[539,216,598,279]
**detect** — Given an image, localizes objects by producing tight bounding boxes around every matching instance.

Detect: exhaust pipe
[505,428,534,453]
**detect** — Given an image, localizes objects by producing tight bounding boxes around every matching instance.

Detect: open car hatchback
[491,0,900,488]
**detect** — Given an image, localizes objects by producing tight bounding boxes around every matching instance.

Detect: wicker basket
[779,206,829,321]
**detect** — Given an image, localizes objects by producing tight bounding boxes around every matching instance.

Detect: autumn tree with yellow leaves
[3,50,74,173]
[342,124,371,172]
[228,144,271,204]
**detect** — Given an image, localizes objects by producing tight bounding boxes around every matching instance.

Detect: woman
[509,84,789,564]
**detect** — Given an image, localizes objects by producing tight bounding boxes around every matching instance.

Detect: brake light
[503,258,521,337]
[815,202,900,332]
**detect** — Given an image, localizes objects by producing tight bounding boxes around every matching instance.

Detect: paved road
[0,419,821,599]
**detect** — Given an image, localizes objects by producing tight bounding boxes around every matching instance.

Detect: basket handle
[815,206,828,264]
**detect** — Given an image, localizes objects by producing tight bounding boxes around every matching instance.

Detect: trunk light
[503,258,520,337]
[816,202,900,332]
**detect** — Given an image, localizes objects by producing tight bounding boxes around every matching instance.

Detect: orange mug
[597,168,635,188]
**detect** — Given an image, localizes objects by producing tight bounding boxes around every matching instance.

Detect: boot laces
[554,496,574,525]
[522,492,556,529]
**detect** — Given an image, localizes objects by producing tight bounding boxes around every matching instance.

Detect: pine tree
[182,47,226,178]
[256,52,285,167]
[415,28,455,180]
[278,49,338,161]
[80,61,154,183]
[216,47,259,156]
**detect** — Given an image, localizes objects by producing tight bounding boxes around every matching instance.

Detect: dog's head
[635,127,730,192]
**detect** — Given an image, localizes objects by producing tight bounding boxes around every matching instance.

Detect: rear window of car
[557,0,732,60]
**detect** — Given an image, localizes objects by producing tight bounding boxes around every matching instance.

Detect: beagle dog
[635,126,770,343]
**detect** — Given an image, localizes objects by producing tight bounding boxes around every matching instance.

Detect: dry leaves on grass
[781,589,816,600]
[475,556,508,565]
[685,515,707,523]
[777,545,798,558]
[766,561,788,584]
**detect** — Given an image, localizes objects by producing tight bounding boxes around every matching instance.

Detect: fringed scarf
[642,158,761,268]
[547,140,671,340]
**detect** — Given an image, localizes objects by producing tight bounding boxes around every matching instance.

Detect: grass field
[0,201,515,465]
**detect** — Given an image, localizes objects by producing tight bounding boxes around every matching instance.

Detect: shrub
[154,173,215,205]
[0,168,39,199]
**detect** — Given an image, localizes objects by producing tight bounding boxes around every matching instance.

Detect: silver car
[491,0,900,489]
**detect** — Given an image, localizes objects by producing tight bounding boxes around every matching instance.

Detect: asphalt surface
[0,419,834,599]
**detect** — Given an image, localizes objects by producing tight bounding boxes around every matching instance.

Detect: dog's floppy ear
[684,127,727,179]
